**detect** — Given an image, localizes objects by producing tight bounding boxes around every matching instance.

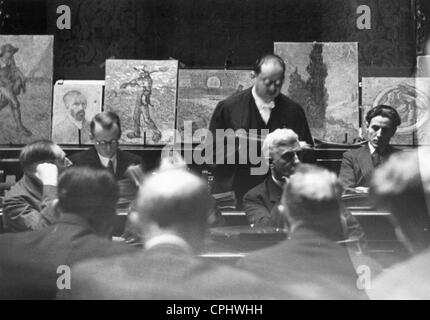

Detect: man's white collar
[145,234,191,252]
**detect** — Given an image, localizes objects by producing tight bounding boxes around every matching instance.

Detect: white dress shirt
[252,86,275,124]
[97,153,118,173]
[145,234,191,253]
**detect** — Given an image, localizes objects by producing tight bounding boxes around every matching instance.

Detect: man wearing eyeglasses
[243,129,302,227]
[208,54,313,209]
[69,111,141,180]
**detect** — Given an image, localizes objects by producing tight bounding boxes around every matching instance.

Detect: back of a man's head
[282,164,344,238]
[20,140,64,174]
[20,140,56,170]
[370,148,430,253]
[57,166,119,234]
[136,169,211,249]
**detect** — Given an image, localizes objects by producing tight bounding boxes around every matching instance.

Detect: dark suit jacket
[239,227,366,299]
[339,144,400,189]
[2,175,58,232]
[69,147,141,180]
[66,243,294,299]
[0,214,136,299]
[208,87,313,194]
[243,176,284,228]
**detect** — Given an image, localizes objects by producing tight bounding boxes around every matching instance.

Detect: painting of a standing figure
[105,60,178,145]
[274,42,359,143]
[0,36,53,144]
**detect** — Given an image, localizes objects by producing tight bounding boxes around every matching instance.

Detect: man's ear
[251,71,257,79]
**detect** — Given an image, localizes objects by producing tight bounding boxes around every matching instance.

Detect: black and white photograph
[0,0,430,308]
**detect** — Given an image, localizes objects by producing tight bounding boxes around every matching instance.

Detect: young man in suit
[2,140,70,232]
[339,105,401,191]
[239,164,366,300]
[0,166,136,299]
[67,169,292,299]
[207,54,313,208]
[69,111,141,181]
[243,128,301,227]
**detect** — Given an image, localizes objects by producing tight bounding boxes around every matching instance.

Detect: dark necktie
[372,150,381,168]
[107,160,115,176]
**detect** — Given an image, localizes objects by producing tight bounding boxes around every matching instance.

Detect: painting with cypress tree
[274,42,359,144]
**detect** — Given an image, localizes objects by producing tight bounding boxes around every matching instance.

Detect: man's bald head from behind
[136,169,212,250]
[280,164,344,239]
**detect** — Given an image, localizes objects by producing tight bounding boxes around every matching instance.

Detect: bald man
[207,54,313,208]
[239,164,366,300]
[243,128,301,227]
[67,169,292,299]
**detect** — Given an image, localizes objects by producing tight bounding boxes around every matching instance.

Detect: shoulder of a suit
[218,88,252,108]
[244,181,266,197]
[117,149,140,160]
[348,145,368,156]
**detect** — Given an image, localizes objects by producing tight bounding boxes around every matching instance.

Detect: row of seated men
[0,140,364,299]
[0,50,425,299]
[0,101,394,236]
[0,110,429,299]
[1,52,403,232]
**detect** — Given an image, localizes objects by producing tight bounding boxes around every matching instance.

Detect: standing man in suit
[239,164,365,299]
[67,169,292,299]
[2,140,70,232]
[69,111,142,180]
[339,105,401,191]
[243,128,301,227]
[0,166,136,299]
[207,54,313,208]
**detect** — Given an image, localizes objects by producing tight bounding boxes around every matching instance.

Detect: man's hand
[35,163,58,186]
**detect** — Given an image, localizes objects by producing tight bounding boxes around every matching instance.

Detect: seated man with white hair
[243,129,366,246]
[243,128,302,227]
